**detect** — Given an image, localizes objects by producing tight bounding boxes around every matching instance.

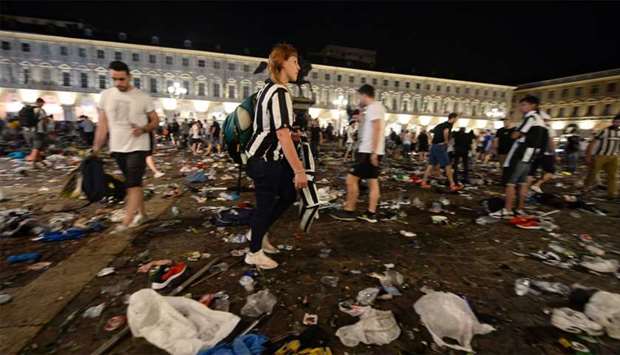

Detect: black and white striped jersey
[593,126,620,156]
[245,80,294,161]
[504,111,548,167]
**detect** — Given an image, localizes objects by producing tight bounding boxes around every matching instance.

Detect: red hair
[268,43,298,84]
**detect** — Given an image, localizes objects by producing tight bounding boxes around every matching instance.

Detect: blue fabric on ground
[186,171,207,183]
[8,151,26,160]
[197,333,268,355]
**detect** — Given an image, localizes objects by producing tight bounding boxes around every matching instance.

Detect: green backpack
[223,93,257,164]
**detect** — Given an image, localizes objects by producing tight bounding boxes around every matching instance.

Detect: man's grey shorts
[506,161,531,185]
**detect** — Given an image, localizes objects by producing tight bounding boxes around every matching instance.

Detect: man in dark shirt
[420,113,463,192]
[494,120,516,168]
[309,118,322,161]
[452,127,474,184]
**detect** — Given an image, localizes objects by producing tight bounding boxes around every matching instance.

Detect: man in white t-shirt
[93,61,159,232]
[331,84,385,223]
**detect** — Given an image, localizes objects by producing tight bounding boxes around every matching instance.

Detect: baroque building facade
[512,69,620,131]
[0,30,514,132]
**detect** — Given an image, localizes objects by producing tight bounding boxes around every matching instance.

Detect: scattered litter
[209,262,230,273]
[336,308,401,347]
[356,287,380,305]
[27,261,52,271]
[400,230,417,238]
[104,315,127,332]
[476,216,500,225]
[239,275,256,292]
[414,290,495,352]
[82,303,106,318]
[581,256,619,273]
[320,276,339,288]
[319,248,332,258]
[240,289,277,317]
[97,267,115,277]
[303,313,318,326]
[6,252,41,264]
[431,215,448,225]
[585,291,620,339]
[138,259,173,273]
[0,293,12,305]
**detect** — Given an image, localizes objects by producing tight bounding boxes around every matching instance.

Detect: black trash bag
[481,197,505,213]
[81,156,126,203]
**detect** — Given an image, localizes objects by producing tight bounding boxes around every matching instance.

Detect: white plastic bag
[335,308,401,347]
[585,291,620,339]
[127,289,240,355]
[414,291,495,352]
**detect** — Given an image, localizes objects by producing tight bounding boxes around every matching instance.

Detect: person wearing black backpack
[21,98,48,164]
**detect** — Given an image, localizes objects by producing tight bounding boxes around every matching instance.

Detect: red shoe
[515,220,541,230]
[420,181,432,189]
[152,262,188,290]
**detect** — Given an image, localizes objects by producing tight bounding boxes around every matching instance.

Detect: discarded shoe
[515,220,541,230]
[151,262,188,290]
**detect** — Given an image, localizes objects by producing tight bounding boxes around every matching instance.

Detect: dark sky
[2,1,619,85]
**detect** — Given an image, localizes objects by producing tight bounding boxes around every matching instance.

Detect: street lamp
[332,94,348,135]
[167,82,188,100]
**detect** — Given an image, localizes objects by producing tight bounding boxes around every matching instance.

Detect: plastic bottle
[239,275,255,292]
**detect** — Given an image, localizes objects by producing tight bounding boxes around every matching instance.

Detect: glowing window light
[192,100,210,113]
[419,115,432,126]
[18,89,40,103]
[223,102,237,114]
[161,98,177,111]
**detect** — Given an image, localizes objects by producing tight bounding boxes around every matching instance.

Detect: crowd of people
[3,44,619,271]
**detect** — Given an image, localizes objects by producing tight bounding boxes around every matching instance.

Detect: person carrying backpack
[21,98,48,163]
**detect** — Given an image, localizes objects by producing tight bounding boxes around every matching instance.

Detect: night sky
[2,1,619,86]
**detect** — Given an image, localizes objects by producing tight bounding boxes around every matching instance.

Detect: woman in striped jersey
[243,43,308,270]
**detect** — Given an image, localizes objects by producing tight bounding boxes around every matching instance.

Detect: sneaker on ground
[151,262,188,290]
[551,307,604,336]
[357,211,378,223]
[489,208,514,219]
[154,171,165,178]
[244,249,278,270]
[329,210,358,222]
[515,220,541,230]
[245,230,279,254]
[111,224,129,234]
[530,185,543,194]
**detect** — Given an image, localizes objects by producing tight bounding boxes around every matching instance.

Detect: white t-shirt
[357,101,386,155]
[98,87,155,153]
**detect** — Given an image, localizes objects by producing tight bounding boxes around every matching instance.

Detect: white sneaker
[489,208,514,219]
[530,185,543,194]
[246,230,280,254]
[551,307,604,336]
[129,214,147,228]
[111,224,129,234]
[244,250,278,270]
[154,171,165,178]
